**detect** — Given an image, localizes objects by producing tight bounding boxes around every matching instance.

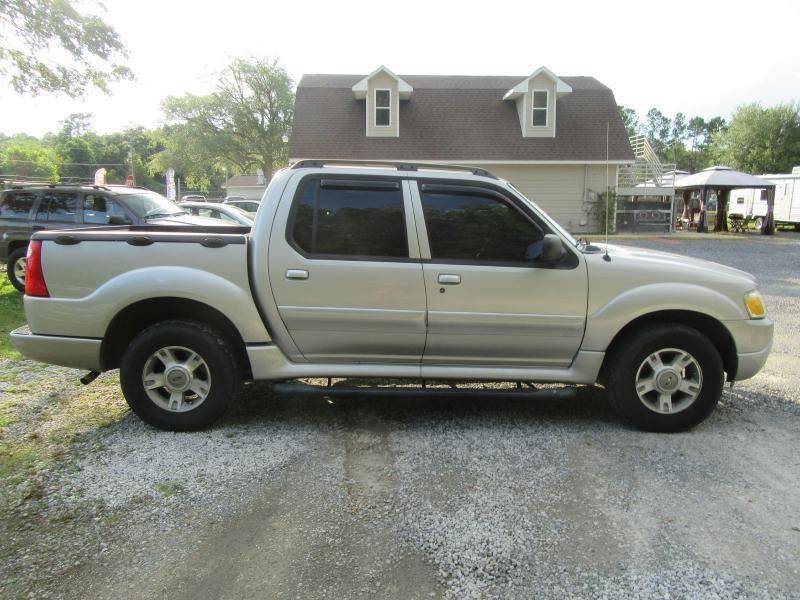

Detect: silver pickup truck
[11,161,773,432]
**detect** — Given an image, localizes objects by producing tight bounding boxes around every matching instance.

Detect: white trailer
[728,188,768,227]
[730,167,800,229]
[769,168,800,228]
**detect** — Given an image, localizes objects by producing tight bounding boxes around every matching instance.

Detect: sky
[1,0,799,137]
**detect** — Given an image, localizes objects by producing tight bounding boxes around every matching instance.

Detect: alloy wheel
[635,347,703,414]
[13,256,26,285]
[142,346,211,412]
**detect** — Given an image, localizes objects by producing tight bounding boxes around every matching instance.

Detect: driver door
[411,181,588,367]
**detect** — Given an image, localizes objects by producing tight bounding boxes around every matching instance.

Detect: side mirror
[539,234,566,264]
[108,215,131,225]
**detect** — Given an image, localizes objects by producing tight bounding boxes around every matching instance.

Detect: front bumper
[10,326,103,371]
[725,318,774,381]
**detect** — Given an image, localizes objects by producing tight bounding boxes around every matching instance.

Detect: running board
[271,382,576,400]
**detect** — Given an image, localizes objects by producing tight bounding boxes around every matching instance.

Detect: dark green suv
[1,184,222,292]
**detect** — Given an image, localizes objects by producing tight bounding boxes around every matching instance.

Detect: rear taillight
[25,240,49,297]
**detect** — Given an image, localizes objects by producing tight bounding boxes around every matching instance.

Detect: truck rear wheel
[7,247,27,293]
[120,319,241,431]
[605,324,724,432]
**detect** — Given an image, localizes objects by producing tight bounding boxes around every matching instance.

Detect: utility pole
[127,149,135,184]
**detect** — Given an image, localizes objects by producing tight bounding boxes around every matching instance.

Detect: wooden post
[698,187,708,233]
[714,188,730,232]
[762,186,775,235]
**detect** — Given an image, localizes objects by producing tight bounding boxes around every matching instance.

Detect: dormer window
[503,66,571,138]
[375,89,391,127]
[352,66,412,138]
[531,90,548,127]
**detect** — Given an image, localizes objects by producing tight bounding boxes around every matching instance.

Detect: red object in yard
[25,240,49,297]
[126,175,135,187]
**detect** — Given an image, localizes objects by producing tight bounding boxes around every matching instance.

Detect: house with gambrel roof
[289,65,634,232]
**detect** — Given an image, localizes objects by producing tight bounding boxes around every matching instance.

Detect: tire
[606,323,724,432]
[7,247,28,293]
[753,217,764,231]
[120,319,242,431]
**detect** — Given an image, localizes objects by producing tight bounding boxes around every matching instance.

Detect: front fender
[582,282,746,351]
[25,266,270,343]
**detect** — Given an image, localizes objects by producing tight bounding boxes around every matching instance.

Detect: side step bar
[271,382,576,400]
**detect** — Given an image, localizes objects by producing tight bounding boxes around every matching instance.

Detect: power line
[2,159,127,166]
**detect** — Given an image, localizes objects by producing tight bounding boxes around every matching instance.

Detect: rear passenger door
[0,190,39,242]
[411,181,588,368]
[268,175,427,364]
[34,190,80,230]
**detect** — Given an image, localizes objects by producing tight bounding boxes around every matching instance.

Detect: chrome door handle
[438,273,461,285]
[286,269,309,280]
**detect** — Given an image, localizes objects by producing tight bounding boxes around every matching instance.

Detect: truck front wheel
[120,319,241,431]
[605,324,724,432]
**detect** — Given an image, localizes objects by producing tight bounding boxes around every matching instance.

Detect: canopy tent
[674,166,776,234]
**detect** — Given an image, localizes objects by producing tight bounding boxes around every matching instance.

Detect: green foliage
[156,57,294,180]
[0,114,167,190]
[586,191,617,234]
[618,106,727,171]
[618,106,640,138]
[0,139,60,181]
[710,103,800,174]
[0,277,24,359]
[0,0,133,97]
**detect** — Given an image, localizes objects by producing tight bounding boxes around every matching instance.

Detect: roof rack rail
[291,159,498,180]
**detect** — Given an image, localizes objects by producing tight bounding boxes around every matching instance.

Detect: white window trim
[374,88,392,128]
[531,89,549,128]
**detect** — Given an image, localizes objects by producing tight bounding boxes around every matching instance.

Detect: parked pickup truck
[11,161,773,432]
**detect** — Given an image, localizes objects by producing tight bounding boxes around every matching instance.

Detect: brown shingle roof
[290,74,634,162]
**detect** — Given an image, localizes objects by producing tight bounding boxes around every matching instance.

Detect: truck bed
[27,224,269,346]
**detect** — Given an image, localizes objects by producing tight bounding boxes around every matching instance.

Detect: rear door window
[290,178,407,259]
[83,194,127,224]
[420,187,544,264]
[0,191,38,219]
[36,191,79,223]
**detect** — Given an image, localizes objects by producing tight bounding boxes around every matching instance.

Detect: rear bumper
[10,326,103,371]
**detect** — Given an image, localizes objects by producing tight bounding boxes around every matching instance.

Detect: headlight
[744,290,766,319]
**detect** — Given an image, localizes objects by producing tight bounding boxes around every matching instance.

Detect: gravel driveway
[1,233,799,599]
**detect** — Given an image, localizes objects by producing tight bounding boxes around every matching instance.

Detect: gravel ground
[1,232,799,599]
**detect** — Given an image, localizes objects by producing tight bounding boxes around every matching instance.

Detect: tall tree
[618,105,640,139]
[644,108,672,157]
[158,57,294,181]
[687,116,706,171]
[0,0,133,97]
[710,103,800,174]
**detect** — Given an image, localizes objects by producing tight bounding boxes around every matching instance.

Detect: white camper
[768,168,800,228]
[730,167,800,229]
[728,188,768,228]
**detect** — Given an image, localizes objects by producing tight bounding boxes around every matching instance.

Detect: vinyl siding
[470,163,618,233]
[225,185,266,200]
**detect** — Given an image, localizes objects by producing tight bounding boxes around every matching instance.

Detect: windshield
[118,190,186,218]
[226,205,250,218]
[504,181,579,247]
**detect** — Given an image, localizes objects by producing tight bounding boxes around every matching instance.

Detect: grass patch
[156,480,186,498]
[0,373,128,509]
[0,275,24,359]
